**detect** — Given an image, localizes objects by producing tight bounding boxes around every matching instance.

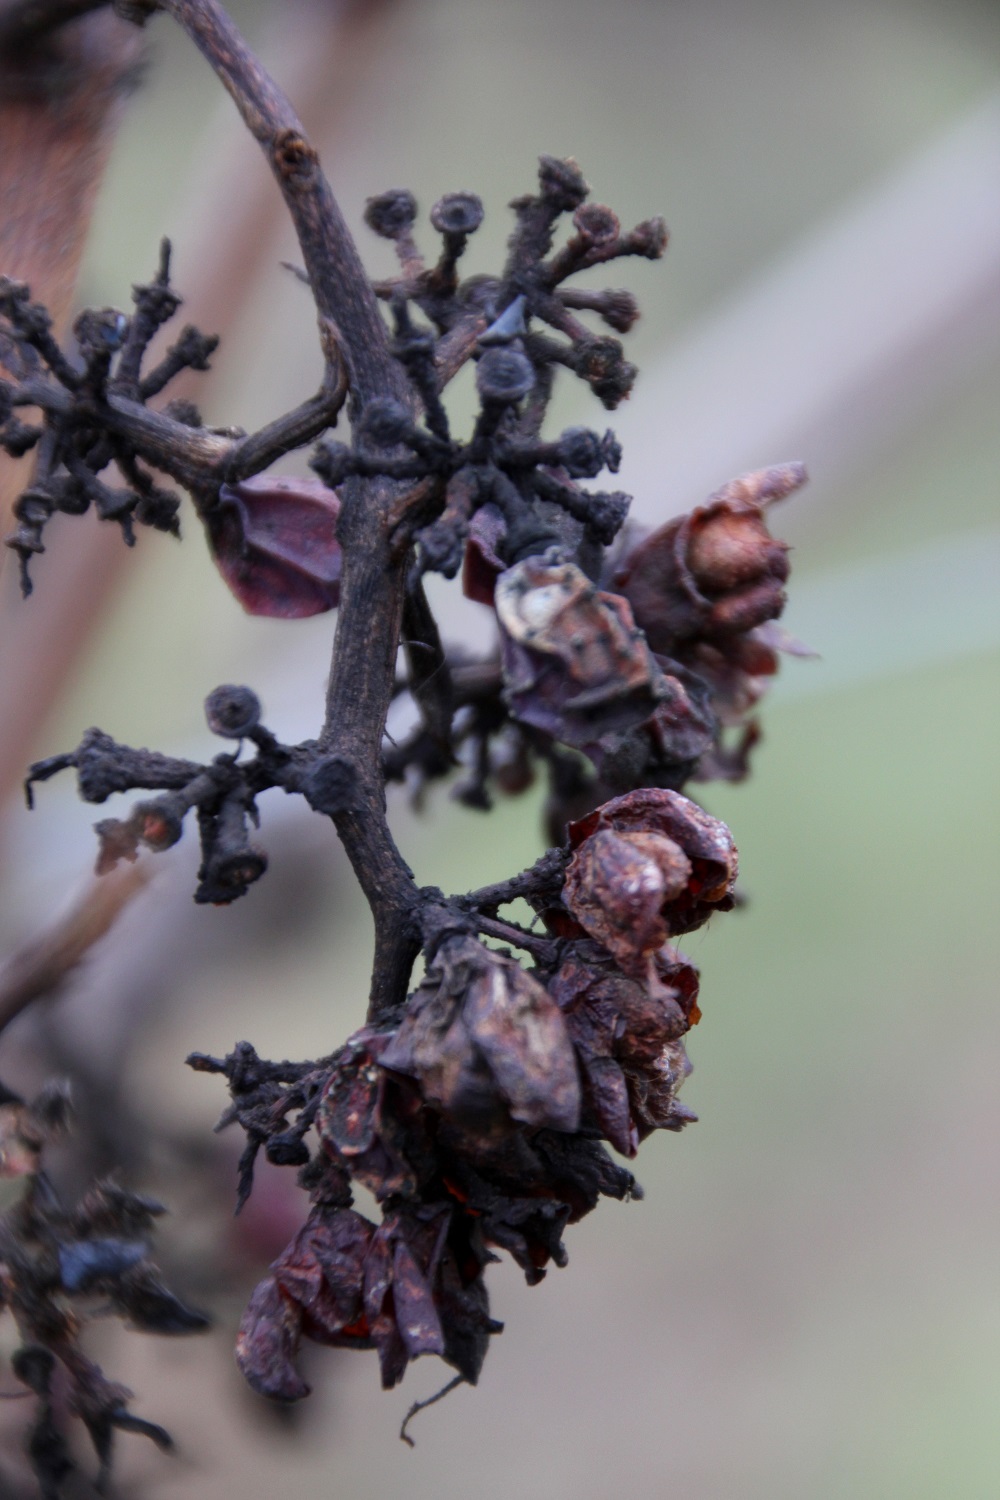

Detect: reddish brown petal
[235,1274,309,1402]
[613,464,802,654]
[462,504,507,605]
[206,476,341,619]
[273,1207,374,1347]
[562,828,684,965]
[391,1238,445,1359]
[380,973,495,1125]
[568,787,737,924]
[495,557,664,750]
[461,944,581,1133]
[317,1043,380,1158]
[579,1054,634,1156]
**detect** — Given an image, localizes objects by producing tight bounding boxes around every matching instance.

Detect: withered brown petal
[207,476,342,619]
[391,1238,446,1359]
[580,1054,634,1157]
[274,1207,374,1345]
[381,979,497,1125]
[568,787,737,910]
[317,1044,380,1158]
[495,557,664,751]
[459,942,581,1133]
[562,827,688,965]
[235,1274,309,1402]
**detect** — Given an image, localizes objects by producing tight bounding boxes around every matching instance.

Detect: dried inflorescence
[3,0,807,1475]
[0,1081,206,1495]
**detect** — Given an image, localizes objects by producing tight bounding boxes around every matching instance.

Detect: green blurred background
[1,0,998,1495]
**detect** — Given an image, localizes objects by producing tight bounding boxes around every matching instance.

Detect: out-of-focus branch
[0,859,150,1036]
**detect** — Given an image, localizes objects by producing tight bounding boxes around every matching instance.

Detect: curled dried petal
[235,1274,309,1402]
[614,464,802,654]
[382,936,580,1133]
[206,476,341,619]
[495,557,664,754]
[561,788,737,961]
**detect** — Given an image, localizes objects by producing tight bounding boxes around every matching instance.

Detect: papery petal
[207,476,341,619]
[236,1275,309,1402]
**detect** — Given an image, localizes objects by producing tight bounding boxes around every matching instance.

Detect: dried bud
[207,476,342,619]
[359,397,412,448]
[573,335,637,409]
[626,217,669,258]
[381,935,580,1133]
[572,203,620,245]
[132,796,185,852]
[615,464,803,653]
[537,155,589,210]
[594,288,639,333]
[204,684,261,739]
[431,192,484,237]
[195,796,267,905]
[559,788,737,966]
[556,426,619,479]
[73,306,128,357]
[475,347,535,405]
[364,188,418,239]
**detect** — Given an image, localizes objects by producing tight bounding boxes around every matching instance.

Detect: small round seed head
[360,397,412,447]
[430,192,484,237]
[572,203,620,245]
[135,799,184,851]
[205,684,261,739]
[537,155,589,211]
[364,189,418,239]
[476,348,535,405]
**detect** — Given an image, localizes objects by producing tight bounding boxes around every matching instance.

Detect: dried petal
[560,790,735,966]
[614,464,802,653]
[391,1237,445,1359]
[551,943,701,1153]
[273,1206,374,1348]
[235,1274,309,1402]
[461,946,580,1133]
[384,937,580,1133]
[206,476,341,618]
[495,557,664,753]
[562,828,691,966]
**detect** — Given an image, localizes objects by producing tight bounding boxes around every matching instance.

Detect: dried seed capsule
[572,203,620,245]
[204,684,261,739]
[430,192,484,237]
[359,397,413,448]
[475,347,535,405]
[364,188,418,239]
[537,154,589,210]
[133,796,185,851]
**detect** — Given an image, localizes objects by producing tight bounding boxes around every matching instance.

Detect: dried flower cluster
[0,1082,205,1496]
[0,0,806,1487]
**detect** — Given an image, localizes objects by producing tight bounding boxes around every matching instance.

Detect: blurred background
[0,0,998,1494]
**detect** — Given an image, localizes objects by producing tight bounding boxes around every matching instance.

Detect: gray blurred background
[1,0,998,1495]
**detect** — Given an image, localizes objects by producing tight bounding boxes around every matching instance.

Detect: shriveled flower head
[380,934,581,1134]
[557,787,738,970]
[551,942,700,1155]
[613,464,803,654]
